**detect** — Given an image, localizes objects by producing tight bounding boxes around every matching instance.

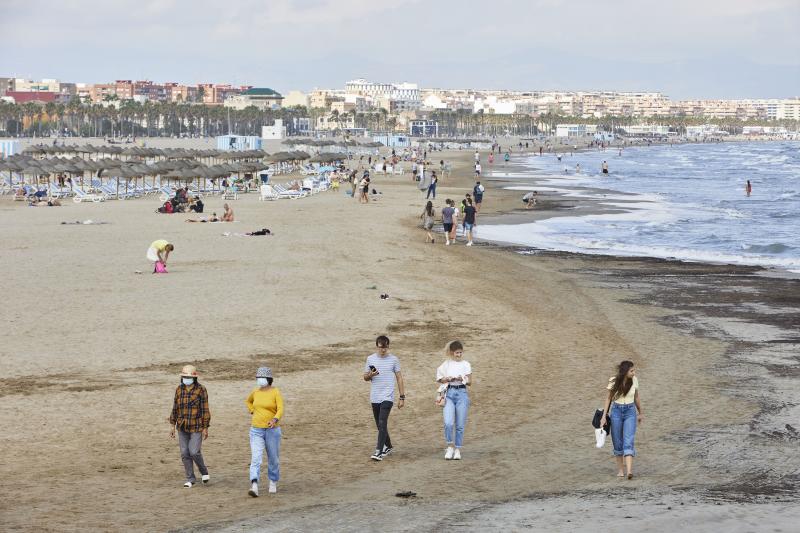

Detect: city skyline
[3,0,798,100]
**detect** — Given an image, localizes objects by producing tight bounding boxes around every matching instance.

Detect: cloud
[1,0,797,98]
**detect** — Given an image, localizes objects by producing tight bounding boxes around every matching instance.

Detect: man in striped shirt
[363,335,406,461]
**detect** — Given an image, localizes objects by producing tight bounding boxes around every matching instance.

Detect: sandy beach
[1,139,798,532]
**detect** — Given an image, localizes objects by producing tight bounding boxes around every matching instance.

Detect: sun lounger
[223,186,238,200]
[259,184,279,201]
[272,183,307,199]
[72,188,107,203]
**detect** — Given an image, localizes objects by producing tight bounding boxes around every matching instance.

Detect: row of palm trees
[1,98,797,139]
[0,98,318,138]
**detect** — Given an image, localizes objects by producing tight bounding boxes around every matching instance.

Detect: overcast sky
[2,0,798,99]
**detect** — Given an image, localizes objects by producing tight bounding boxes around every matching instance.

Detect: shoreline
[1,140,798,531]
[472,141,800,277]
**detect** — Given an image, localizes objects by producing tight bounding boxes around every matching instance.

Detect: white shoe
[371,449,383,461]
[269,481,277,494]
[202,474,210,484]
[445,240,450,245]
[445,447,455,460]
[466,241,473,246]
[183,481,193,488]
[248,481,259,497]
[453,449,462,460]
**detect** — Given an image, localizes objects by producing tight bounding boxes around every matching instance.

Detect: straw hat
[256,367,272,378]
[180,365,198,377]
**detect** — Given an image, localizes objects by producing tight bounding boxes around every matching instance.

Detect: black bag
[592,408,611,432]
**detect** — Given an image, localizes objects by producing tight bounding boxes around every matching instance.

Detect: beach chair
[72,188,107,203]
[47,184,70,199]
[272,183,306,199]
[259,184,279,201]
[223,186,238,201]
[302,178,319,194]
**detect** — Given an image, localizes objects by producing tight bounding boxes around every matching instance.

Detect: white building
[282,90,309,108]
[224,88,283,110]
[622,125,669,136]
[262,119,286,140]
[555,124,587,138]
[686,124,722,137]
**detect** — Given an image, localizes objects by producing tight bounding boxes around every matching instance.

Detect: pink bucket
[153,261,168,274]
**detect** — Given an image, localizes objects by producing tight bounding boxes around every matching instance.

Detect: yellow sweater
[245,387,284,428]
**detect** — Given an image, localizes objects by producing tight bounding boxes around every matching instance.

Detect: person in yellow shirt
[146,239,173,273]
[599,360,643,479]
[246,366,284,497]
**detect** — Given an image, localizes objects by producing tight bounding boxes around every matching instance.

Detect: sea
[478,141,800,273]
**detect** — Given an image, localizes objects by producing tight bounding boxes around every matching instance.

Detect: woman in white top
[599,360,643,479]
[436,341,472,460]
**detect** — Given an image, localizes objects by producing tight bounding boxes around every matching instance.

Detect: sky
[2,0,799,99]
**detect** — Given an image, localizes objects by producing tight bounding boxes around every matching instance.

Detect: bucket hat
[180,365,198,377]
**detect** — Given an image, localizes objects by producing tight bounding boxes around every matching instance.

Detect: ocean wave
[742,243,794,254]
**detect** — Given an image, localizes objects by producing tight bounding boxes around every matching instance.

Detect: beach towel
[153,261,168,274]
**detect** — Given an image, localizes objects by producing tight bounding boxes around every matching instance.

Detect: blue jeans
[426,183,437,199]
[249,427,281,482]
[443,387,470,447]
[609,403,637,457]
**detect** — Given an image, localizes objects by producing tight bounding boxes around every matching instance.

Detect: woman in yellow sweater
[246,367,284,497]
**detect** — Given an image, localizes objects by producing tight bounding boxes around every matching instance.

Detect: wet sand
[1,140,798,532]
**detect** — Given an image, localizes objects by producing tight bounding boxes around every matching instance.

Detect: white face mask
[182,378,195,386]
[256,377,269,387]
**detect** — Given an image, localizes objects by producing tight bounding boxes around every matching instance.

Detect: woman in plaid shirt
[169,365,211,487]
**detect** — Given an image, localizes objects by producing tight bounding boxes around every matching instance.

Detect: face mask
[182,378,195,386]
[256,377,269,387]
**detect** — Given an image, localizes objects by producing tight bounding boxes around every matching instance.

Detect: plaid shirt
[169,383,211,432]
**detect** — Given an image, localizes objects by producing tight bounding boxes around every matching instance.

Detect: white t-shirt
[436,360,472,386]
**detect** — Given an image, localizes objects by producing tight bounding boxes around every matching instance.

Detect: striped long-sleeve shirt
[169,383,211,432]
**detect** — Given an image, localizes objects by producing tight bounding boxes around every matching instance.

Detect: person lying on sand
[185,212,220,223]
[246,228,272,236]
[221,229,274,237]
[30,198,61,207]
[61,220,110,225]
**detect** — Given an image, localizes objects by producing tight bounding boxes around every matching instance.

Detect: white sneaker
[466,241,473,246]
[183,481,193,488]
[371,449,383,461]
[445,447,455,460]
[201,474,210,484]
[446,240,450,245]
[269,481,277,494]
[248,481,259,497]
[453,449,462,460]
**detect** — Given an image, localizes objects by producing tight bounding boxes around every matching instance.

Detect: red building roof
[6,91,59,103]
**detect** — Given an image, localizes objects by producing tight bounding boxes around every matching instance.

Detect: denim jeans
[426,183,436,199]
[249,427,281,482]
[178,429,208,483]
[443,387,470,447]
[609,402,637,457]
[372,401,393,451]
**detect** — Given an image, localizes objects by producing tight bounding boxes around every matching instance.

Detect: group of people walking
[167,335,487,493]
[168,344,642,492]
[420,180,483,246]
